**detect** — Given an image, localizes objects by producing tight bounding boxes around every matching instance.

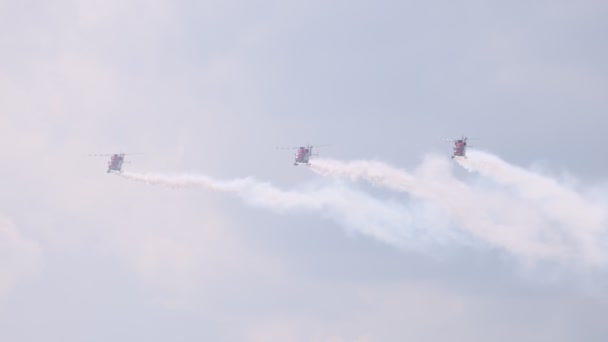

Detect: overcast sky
[1,1,608,341]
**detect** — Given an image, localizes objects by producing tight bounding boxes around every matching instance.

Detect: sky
[1,0,608,341]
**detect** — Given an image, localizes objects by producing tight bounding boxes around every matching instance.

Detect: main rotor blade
[89,152,144,156]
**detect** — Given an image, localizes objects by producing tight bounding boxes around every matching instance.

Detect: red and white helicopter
[277,144,327,165]
[443,136,470,159]
[89,153,141,173]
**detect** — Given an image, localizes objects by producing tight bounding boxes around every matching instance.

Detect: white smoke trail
[455,150,608,265]
[310,157,608,267]
[116,172,451,251]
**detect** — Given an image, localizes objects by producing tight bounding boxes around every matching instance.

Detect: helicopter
[277,145,327,165]
[443,136,470,159]
[88,153,142,173]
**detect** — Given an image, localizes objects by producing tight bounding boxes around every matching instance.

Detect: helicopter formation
[90,137,470,172]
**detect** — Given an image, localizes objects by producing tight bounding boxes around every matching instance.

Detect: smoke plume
[117,149,608,268]
[116,172,447,250]
[456,151,608,265]
[310,156,608,267]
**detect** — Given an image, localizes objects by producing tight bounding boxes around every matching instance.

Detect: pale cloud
[120,215,287,306]
[0,0,608,341]
[0,215,42,298]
